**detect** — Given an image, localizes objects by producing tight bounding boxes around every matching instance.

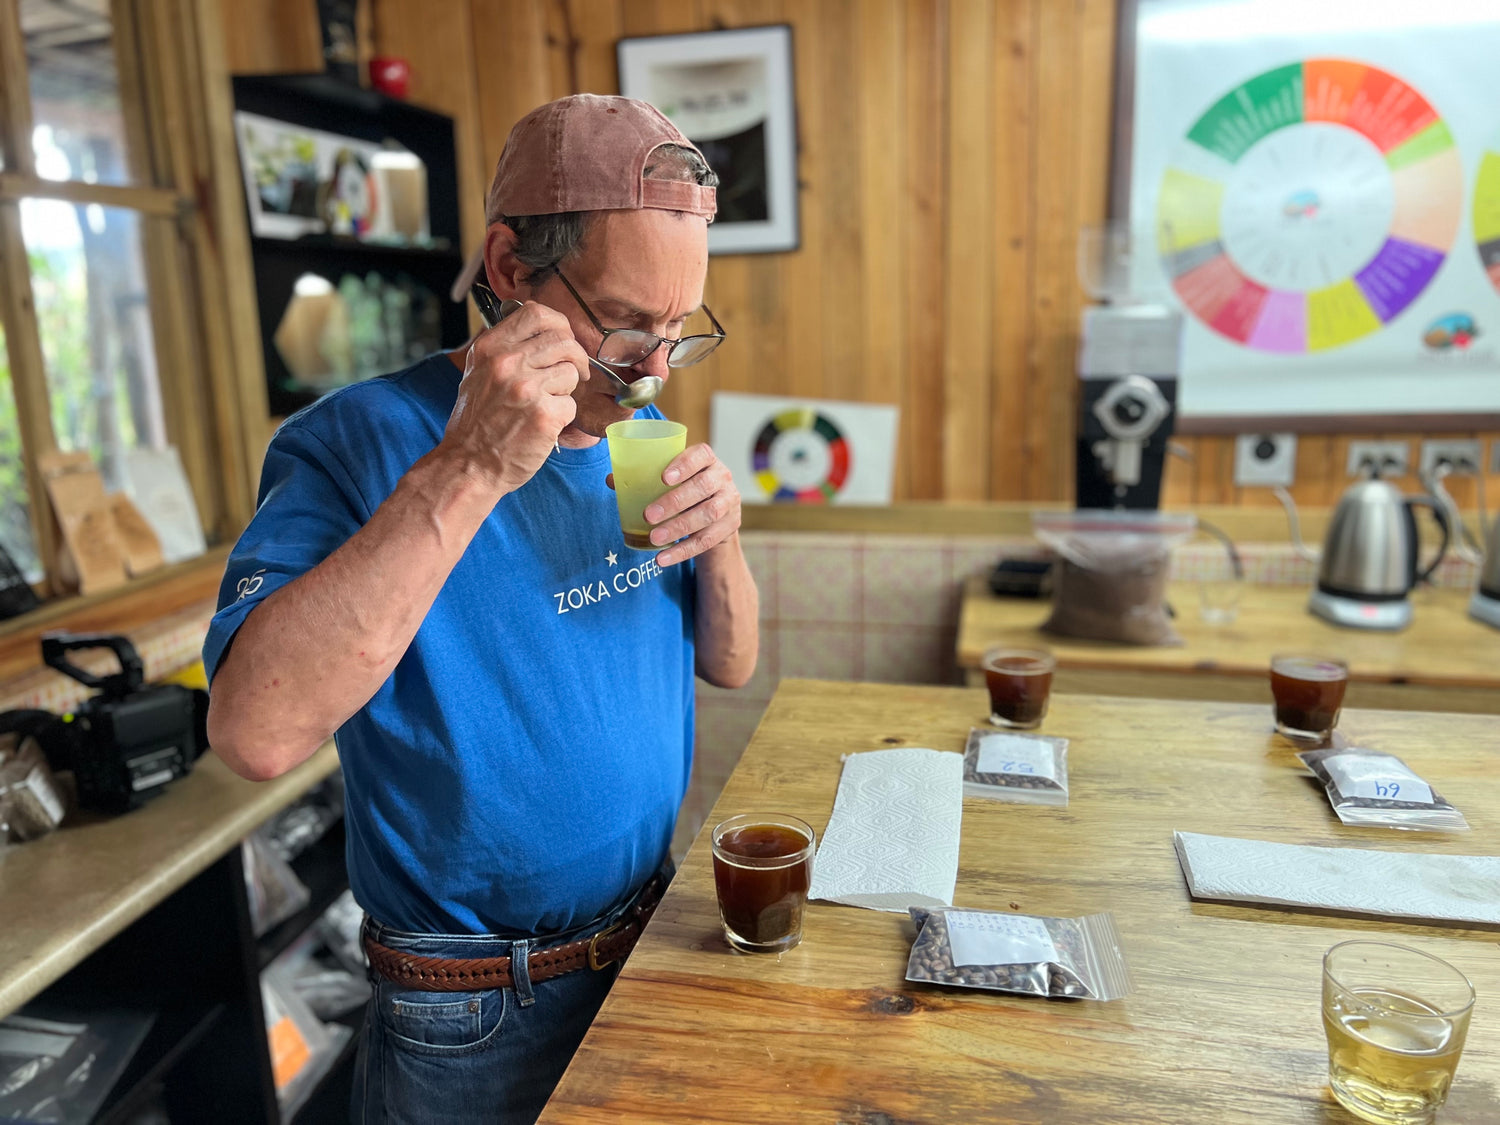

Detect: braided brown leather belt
[363,874,667,992]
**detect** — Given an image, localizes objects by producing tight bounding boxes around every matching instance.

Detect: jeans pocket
[380,986,507,1057]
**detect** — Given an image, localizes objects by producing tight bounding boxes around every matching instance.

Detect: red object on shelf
[369,57,410,99]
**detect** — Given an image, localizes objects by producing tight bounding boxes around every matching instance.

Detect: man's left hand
[640,443,742,567]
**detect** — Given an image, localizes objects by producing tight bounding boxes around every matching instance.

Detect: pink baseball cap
[486,93,716,223]
[452,94,715,300]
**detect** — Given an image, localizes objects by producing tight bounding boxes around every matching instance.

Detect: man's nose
[634,343,671,381]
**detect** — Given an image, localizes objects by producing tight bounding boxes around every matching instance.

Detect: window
[0,0,262,602]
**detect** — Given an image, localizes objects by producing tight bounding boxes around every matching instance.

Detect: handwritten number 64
[1374,781,1401,798]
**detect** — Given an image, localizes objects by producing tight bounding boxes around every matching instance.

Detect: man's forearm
[208,448,503,779]
[692,532,759,689]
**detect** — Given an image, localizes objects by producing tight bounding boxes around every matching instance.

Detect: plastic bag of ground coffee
[905,907,1133,1000]
[1298,747,1468,832]
[1033,510,1196,646]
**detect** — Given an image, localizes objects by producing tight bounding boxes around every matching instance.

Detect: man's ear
[484,223,531,299]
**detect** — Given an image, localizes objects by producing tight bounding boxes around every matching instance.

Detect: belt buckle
[586,917,629,971]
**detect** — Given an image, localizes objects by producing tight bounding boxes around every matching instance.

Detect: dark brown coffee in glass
[982,647,1057,729]
[710,814,815,954]
[1270,654,1349,743]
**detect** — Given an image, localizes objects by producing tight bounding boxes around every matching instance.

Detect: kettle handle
[1406,496,1451,586]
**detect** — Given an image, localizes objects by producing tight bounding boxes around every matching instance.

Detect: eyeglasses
[556,270,725,369]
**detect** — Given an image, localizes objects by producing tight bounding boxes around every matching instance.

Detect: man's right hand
[441,301,591,495]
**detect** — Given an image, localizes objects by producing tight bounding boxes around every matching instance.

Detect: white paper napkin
[808,747,963,912]
[1173,831,1500,926]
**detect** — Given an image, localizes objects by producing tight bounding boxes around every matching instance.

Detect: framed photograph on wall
[618,24,799,255]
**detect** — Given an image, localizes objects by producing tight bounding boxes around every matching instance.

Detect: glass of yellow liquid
[1322,941,1475,1125]
[605,419,687,551]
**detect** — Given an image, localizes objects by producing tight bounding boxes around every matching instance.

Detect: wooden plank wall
[218,0,1500,519]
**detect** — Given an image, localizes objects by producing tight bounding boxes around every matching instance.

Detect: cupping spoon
[588,359,662,409]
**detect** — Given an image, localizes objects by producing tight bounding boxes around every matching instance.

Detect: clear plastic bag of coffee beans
[1298,747,1468,832]
[905,906,1133,1000]
[962,729,1069,806]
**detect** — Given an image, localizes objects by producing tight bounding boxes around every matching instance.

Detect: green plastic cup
[605,419,687,551]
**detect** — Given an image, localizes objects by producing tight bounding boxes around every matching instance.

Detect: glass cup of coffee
[710,813,815,954]
[981,647,1057,730]
[1270,654,1349,744]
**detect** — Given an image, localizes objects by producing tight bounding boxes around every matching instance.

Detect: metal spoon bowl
[589,359,662,409]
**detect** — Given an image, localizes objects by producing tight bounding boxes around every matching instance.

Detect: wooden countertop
[957,577,1500,688]
[0,743,338,1018]
[541,679,1500,1124]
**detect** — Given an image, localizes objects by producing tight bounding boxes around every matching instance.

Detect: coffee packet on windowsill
[905,907,1132,1001]
[1298,747,1468,832]
[962,729,1069,806]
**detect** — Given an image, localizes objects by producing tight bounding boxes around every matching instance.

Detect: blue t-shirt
[204,355,695,936]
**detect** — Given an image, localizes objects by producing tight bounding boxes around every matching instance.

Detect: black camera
[27,633,210,814]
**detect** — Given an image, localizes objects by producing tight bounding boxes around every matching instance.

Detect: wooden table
[540,679,1500,1123]
[957,577,1500,714]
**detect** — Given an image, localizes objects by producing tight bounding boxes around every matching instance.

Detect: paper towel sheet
[1174,831,1500,926]
[807,747,964,912]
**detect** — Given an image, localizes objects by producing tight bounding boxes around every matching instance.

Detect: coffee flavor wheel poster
[711,392,897,506]
[1127,2,1500,421]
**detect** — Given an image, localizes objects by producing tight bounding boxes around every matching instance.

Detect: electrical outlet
[1234,433,1297,487]
[1419,439,1482,477]
[1346,441,1409,478]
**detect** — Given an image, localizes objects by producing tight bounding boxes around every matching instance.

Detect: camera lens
[1112,396,1147,425]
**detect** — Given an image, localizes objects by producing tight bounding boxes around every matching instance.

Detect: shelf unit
[230,73,469,418]
[95,1004,226,1125]
[257,817,360,1123]
[257,819,350,970]
[10,796,358,1123]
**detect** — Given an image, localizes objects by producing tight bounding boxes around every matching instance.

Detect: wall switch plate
[1234,433,1297,487]
[1419,439,1482,477]
[1346,441,1409,478]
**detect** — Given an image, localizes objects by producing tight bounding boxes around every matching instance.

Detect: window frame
[0,0,264,610]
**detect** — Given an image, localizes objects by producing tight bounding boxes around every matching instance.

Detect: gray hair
[505,144,718,283]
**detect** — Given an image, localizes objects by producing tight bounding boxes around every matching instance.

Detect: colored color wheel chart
[1158,59,1461,353]
[1475,145,1500,295]
[752,408,850,503]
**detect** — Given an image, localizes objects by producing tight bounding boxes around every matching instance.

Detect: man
[203,95,759,1123]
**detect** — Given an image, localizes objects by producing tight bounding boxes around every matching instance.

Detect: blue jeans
[350,876,664,1125]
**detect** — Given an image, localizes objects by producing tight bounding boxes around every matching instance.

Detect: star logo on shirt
[605,551,618,567]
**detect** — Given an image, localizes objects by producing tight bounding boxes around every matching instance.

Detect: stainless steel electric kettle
[1308,478,1450,631]
[1470,518,1500,628]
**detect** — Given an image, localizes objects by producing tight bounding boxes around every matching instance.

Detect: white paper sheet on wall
[710,391,898,505]
[122,447,207,565]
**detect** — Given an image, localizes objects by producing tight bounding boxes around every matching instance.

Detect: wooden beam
[941,0,997,501]
[987,0,1035,501]
[0,0,36,177]
[0,203,61,589]
[0,174,189,216]
[902,0,947,500]
[179,0,266,529]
